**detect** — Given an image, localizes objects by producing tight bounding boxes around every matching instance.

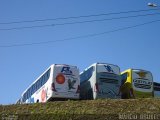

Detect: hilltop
[1,99,160,120]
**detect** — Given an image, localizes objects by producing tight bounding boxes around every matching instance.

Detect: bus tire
[87,89,93,100]
[36,99,39,103]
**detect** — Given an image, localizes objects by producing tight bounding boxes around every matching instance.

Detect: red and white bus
[19,64,80,104]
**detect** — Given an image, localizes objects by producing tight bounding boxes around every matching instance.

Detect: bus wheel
[36,99,39,103]
[87,89,93,100]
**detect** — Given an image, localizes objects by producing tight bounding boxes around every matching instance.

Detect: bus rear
[51,64,80,100]
[153,82,160,98]
[132,69,153,98]
[95,63,121,99]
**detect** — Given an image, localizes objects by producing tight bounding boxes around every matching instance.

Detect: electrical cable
[0,19,160,48]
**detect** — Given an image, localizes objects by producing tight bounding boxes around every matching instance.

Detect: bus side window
[86,66,94,80]
[121,72,128,85]
[46,69,51,80]
[80,66,94,82]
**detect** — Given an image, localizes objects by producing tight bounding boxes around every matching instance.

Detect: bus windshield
[96,63,120,75]
[132,70,153,92]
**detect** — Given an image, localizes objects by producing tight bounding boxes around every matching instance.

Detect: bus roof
[54,64,78,68]
[80,62,120,75]
[121,68,152,74]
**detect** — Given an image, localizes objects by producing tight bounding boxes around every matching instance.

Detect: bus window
[121,72,128,85]
[80,66,94,83]
[154,82,160,98]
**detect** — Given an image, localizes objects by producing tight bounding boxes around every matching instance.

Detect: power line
[0,24,53,31]
[53,12,160,26]
[0,8,160,25]
[0,19,160,48]
[0,12,160,31]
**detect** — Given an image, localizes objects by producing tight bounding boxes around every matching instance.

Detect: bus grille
[99,78,118,84]
[134,83,151,89]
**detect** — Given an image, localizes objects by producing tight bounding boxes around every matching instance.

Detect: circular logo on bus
[41,89,46,102]
[56,74,65,84]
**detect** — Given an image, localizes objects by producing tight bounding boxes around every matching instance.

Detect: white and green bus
[80,63,121,100]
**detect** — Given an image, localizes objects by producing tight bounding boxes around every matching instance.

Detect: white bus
[80,63,121,100]
[19,64,80,104]
[153,82,160,98]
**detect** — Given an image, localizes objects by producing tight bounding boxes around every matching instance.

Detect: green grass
[1,99,160,120]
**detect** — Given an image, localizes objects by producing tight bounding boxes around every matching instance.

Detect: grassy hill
[1,99,160,120]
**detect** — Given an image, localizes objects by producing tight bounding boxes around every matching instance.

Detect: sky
[0,0,160,105]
